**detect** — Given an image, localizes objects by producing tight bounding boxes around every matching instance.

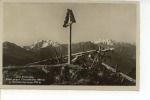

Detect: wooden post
[68,24,72,64]
[63,9,76,64]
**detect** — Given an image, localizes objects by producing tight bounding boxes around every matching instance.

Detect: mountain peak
[29,39,60,49]
[94,39,116,45]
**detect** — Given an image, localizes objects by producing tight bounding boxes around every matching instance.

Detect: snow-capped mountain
[26,39,60,50]
[94,39,116,45]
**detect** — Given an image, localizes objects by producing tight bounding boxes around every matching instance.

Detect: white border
[0,0,140,90]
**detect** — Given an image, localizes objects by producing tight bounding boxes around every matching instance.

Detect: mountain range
[3,39,136,77]
[23,39,60,50]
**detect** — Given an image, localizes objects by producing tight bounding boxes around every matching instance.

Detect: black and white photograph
[1,1,139,89]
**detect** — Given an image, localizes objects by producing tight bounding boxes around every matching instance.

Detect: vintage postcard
[0,0,140,90]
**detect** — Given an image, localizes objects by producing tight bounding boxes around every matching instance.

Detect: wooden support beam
[68,24,72,64]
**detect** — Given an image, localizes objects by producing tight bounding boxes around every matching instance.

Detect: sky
[3,2,137,46]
